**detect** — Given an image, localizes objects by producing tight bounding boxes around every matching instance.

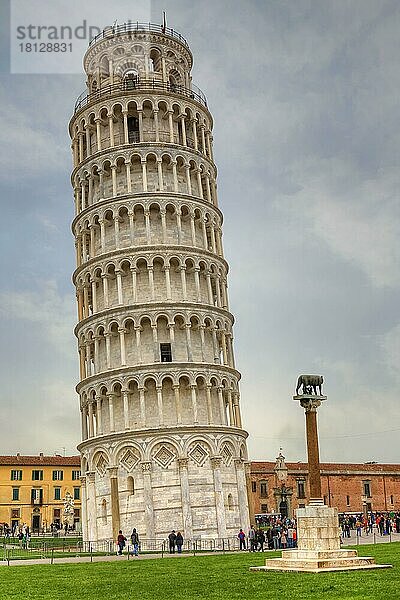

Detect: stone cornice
[72,244,228,283]
[74,301,234,337]
[77,424,248,453]
[76,361,241,393]
[70,141,216,181]
[71,192,223,232]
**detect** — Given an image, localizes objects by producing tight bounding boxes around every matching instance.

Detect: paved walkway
[0,550,230,567]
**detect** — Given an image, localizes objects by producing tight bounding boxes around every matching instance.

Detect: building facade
[249,453,400,522]
[0,454,81,532]
[69,22,250,542]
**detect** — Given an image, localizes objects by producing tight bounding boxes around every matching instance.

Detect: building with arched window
[69,22,250,543]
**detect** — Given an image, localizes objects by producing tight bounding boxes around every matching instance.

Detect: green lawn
[0,544,398,599]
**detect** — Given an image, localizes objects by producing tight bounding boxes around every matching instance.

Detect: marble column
[108,466,120,541]
[80,475,88,541]
[211,457,227,539]
[86,471,98,542]
[141,462,155,539]
[234,459,250,530]
[178,458,193,539]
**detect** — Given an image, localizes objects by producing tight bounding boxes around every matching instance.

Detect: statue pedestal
[251,501,392,573]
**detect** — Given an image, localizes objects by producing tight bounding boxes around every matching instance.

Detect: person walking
[238,528,246,550]
[116,530,127,555]
[168,530,177,553]
[130,528,140,556]
[176,531,184,553]
[248,525,256,552]
[256,528,265,552]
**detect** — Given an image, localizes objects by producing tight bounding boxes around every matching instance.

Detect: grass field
[0,544,397,599]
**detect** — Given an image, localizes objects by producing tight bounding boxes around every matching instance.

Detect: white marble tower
[69,22,250,542]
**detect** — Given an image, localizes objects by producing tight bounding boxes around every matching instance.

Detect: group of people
[340,512,400,538]
[16,524,31,549]
[1,523,31,546]
[116,528,140,556]
[239,519,297,551]
[116,528,185,555]
[167,530,184,553]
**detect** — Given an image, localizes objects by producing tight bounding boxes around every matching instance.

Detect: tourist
[176,531,184,553]
[238,528,246,550]
[378,516,384,536]
[130,528,140,557]
[271,525,280,550]
[256,528,265,552]
[116,530,127,555]
[287,525,294,548]
[356,519,362,537]
[248,525,256,552]
[168,530,177,553]
[280,529,287,549]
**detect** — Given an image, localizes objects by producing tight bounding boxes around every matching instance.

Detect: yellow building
[0,454,81,533]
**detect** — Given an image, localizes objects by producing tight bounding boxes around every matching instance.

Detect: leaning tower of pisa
[69,22,250,543]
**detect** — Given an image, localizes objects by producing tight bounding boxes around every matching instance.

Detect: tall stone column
[178,458,193,539]
[80,475,88,540]
[141,462,155,539]
[234,459,250,530]
[304,399,322,499]
[86,471,98,542]
[211,457,227,539]
[108,466,121,541]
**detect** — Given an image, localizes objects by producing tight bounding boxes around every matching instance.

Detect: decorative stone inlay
[141,461,152,473]
[221,444,233,466]
[120,448,140,472]
[189,443,208,466]
[95,453,108,476]
[154,445,175,469]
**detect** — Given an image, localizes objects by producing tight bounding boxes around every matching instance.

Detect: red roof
[0,455,80,466]
[251,461,400,474]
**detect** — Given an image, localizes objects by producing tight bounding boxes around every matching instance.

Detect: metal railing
[2,532,400,564]
[74,79,207,113]
[88,22,190,49]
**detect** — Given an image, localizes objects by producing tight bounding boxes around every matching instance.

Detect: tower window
[160,343,172,362]
[127,476,135,495]
[127,117,139,143]
[251,481,257,493]
[124,70,138,90]
[260,481,268,498]
[346,495,350,506]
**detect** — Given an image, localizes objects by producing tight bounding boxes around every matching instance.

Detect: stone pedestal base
[251,548,391,573]
[251,502,392,573]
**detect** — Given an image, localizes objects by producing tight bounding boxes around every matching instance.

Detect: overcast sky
[0,0,399,463]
